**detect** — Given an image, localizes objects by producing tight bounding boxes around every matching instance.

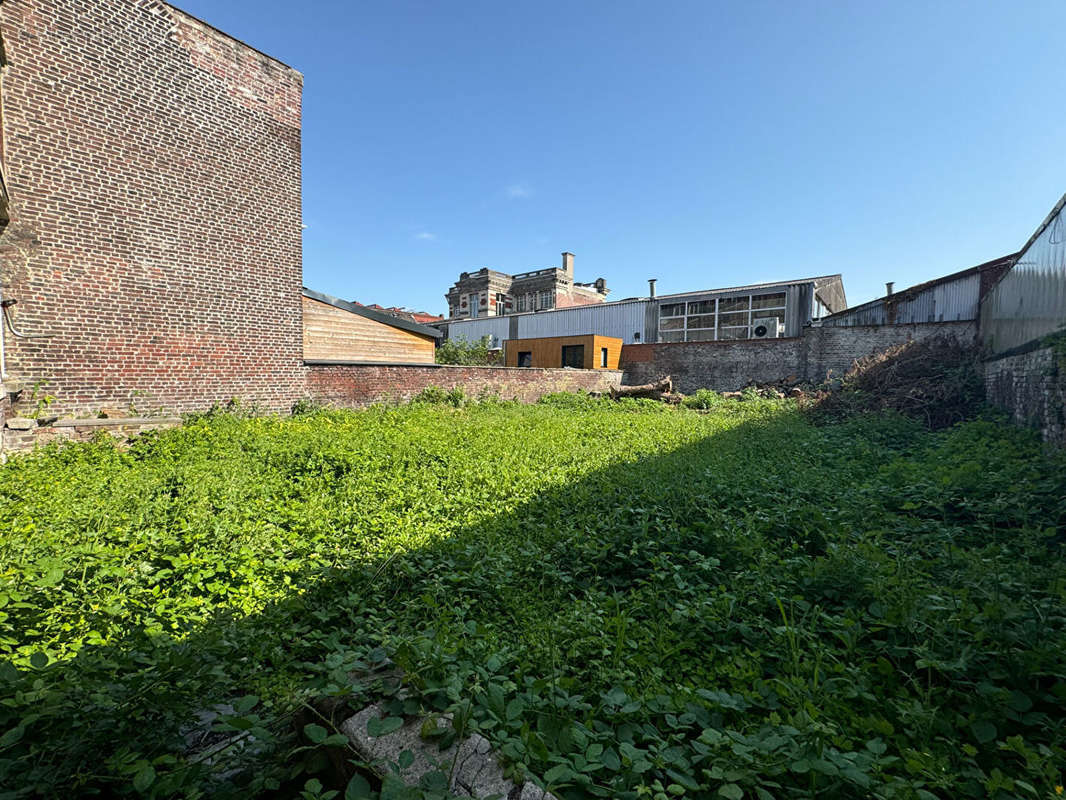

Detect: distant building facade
[445,252,608,319]
[438,274,845,346]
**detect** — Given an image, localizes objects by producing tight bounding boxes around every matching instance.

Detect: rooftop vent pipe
[886,282,894,297]
[648,278,657,298]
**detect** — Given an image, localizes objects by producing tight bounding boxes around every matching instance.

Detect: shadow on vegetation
[1,403,1065,798]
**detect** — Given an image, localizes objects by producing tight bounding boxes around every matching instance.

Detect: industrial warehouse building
[438,275,846,348]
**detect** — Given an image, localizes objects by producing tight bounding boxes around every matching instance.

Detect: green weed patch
[0,401,1064,798]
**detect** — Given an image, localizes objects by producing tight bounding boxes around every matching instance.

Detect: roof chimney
[648,278,657,298]
[886,281,894,296]
[561,252,574,279]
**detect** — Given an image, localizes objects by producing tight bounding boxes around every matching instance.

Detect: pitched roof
[654,275,843,301]
[302,288,443,339]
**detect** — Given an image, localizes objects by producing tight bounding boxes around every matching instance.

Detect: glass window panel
[687,315,716,329]
[717,311,749,327]
[686,329,716,342]
[717,296,749,313]
[752,293,786,309]
[659,331,684,343]
[660,303,686,317]
[660,317,685,330]
[687,300,715,314]
[561,345,584,368]
[718,327,750,340]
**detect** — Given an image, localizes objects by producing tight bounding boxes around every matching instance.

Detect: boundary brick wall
[621,321,977,392]
[0,0,304,420]
[803,321,976,383]
[304,364,623,407]
[984,345,1066,448]
[622,338,804,394]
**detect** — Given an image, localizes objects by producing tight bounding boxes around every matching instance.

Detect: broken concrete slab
[340,705,458,784]
[4,417,35,430]
[340,703,559,800]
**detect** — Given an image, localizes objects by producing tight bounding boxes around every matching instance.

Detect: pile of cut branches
[811,335,985,428]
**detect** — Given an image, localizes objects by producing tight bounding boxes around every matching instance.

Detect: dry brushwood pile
[812,335,985,428]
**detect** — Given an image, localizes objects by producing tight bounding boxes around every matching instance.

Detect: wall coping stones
[305,361,623,374]
[51,416,183,428]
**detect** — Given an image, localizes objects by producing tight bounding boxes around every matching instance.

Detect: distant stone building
[445,252,608,319]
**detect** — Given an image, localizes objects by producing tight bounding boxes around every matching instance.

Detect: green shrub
[682,388,722,409]
[536,391,608,410]
[411,386,466,407]
[434,335,500,366]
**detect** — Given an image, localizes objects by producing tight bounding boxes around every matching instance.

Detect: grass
[0,396,1064,798]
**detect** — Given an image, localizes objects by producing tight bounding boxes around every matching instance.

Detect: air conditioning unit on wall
[751,318,781,339]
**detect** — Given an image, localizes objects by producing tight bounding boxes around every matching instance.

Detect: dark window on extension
[517,351,532,367]
[561,345,584,368]
[600,347,608,367]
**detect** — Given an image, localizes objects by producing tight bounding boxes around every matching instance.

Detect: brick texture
[0,0,304,419]
[621,321,977,392]
[305,364,623,407]
[985,345,1066,447]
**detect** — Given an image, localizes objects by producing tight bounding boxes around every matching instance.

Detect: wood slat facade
[302,295,436,364]
[504,335,622,370]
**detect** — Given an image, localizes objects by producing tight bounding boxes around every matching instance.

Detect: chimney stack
[648,278,657,298]
[561,252,574,279]
[886,282,894,296]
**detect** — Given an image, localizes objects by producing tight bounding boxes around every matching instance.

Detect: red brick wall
[0,0,304,418]
[305,364,623,407]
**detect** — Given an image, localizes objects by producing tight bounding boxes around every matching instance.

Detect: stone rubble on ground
[341,703,559,800]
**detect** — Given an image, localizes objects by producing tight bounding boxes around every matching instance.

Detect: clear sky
[176,0,1066,316]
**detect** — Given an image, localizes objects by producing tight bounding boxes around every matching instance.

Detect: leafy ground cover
[0,397,1064,798]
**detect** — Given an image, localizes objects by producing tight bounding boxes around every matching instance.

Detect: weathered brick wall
[804,321,977,383]
[622,339,804,394]
[305,364,623,407]
[621,322,977,392]
[985,345,1066,447]
[0,0,304,420]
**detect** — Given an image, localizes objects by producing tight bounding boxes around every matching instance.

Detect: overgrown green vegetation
[1,399,1064,798]
[434,336,501,366]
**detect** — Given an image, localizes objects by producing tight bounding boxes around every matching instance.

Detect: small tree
[435,335,501,366]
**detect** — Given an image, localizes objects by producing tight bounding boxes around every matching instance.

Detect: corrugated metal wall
[821,272,980,327]
[442,316,510,346]
[516,301,649,344]
[981,200,1066,354]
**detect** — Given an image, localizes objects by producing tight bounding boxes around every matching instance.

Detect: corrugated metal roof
[654,275,842,301]
[820,254,1016,328]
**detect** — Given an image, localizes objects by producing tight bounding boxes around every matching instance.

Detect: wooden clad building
[302,289,442,364]
[504,335,622,370]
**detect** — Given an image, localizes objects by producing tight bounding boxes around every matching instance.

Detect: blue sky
[177,0,1066,315]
